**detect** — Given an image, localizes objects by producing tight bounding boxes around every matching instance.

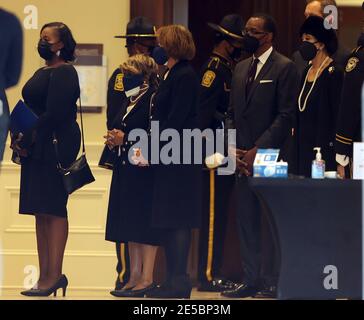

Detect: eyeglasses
[243,29,268,36]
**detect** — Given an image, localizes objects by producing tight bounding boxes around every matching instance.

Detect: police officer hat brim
[207,22,244,41]
[114,34,157,39]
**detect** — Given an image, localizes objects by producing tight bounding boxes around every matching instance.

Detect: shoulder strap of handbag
[78,95,86,155]
[53,95,86,170]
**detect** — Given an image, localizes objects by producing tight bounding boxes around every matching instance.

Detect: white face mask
[125,86,141,98]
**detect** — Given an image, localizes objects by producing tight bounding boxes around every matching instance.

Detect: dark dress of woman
[18,64,81,218]
[151,60,202,229]
[296,61,344,177]
[105,86,161,246]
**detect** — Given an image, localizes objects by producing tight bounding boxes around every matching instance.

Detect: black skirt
[19,157,68,218]
[105,161,161,246]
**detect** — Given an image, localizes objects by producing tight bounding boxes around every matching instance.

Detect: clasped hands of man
[230,146,258,177]
[104,129,149,167]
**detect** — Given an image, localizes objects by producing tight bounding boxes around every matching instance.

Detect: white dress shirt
[253,46,273,79]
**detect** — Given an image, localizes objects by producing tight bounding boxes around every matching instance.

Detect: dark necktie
[246,58,259,97]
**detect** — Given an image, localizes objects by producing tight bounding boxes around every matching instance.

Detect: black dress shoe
[113,284,157,298]
[254,286,277,299]
[221,284,258,299]
[197,279,237,292]
[146,276,192,299]
[110,286,135,297]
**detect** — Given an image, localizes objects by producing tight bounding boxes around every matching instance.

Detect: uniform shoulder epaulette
[352,45,364,54]
[207,56,221,70]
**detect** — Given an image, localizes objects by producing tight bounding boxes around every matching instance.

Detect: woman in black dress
[295,16,344,177]
[105,55,160,298]
[11,23,80,297]
[146,25,202,299]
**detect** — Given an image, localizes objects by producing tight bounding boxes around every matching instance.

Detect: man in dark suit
[104,16,157,294]
[0,8,23,163]
[222,14,299,299]
[292,0,350,77]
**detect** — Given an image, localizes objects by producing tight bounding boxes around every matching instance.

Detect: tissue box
[253,149,288,178]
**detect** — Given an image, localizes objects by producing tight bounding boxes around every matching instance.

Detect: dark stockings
[35,214,68,290]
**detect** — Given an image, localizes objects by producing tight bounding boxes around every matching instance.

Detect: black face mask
[38,39,55,61]
[299,41,318,61]
[152,46,169,65]
[358,33,364,47]
[138,43,155,55]
[242,35,260,54]
[229,45,243,61]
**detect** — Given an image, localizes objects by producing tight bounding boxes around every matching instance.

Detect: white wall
[0,0,130,296]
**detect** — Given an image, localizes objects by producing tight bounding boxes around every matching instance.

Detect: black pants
[115,242,130,284]
[198,171,234,283]
[163,228,192,281]
[235,175,280,287]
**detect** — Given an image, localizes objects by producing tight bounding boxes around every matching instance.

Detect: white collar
[254,46,273,65]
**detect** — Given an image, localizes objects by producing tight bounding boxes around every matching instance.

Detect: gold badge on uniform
[346,57,359,73]
[202,70,216,88]
[328,66,335,74]
[114,73,124,91]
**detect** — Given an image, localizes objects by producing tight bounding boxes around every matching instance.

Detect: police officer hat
[207,14,244,41]
[115,16,157,39]
[300,15,338,55]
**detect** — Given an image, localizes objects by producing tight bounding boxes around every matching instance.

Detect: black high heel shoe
[21,275,68,297]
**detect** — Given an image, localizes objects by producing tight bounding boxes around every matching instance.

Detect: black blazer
[226,49,300,151]
[151,60,202,229]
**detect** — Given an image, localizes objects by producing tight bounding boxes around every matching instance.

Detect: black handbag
[53,97,95,195]
[98,145,117,170]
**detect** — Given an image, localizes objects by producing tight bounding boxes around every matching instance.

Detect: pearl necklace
[298,56,330,113]
[130,85,149,105]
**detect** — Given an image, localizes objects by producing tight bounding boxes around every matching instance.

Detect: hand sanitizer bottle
[312,147,325,179]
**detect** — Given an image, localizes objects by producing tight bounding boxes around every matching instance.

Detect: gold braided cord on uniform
[336,134,353,142]
[206,169,216,282]
[336,137,352,145]
[119,243,127,282]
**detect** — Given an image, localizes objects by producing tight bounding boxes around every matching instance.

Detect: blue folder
[10,100,38,134]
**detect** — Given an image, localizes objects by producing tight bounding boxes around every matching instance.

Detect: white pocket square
[260,80,273,84]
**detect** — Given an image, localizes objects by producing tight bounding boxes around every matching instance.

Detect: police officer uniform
[100,16,157,291]
[335,42,364,177]
[197,15,244,292]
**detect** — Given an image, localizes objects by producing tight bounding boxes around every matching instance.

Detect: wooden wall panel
[188,0,306,70]
[130,0,174,27]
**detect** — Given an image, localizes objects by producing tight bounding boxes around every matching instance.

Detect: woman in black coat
[105,55,161,298]
[11,23,80,297]
[295,16,344,177]
[146,25,202,299]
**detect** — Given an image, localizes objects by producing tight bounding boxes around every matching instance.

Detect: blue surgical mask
[123,73,144,98]
[152,46,169,65]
